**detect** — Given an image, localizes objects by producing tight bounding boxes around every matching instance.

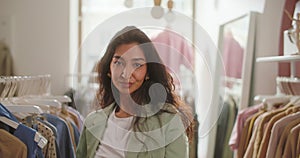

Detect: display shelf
[256,55,300,62]
[256,55,300,78]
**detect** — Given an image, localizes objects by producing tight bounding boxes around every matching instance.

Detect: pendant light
[124,0,133,8]
[151,0,164,19]
[164,0,175,23]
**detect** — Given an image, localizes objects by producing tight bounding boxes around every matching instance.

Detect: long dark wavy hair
[96,26,194,142]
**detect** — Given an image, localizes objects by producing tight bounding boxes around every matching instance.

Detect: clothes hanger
[27,95,72,103]
[22,75,71,103]
[6,77,18,98]
[0,77,54,111]
[1,100,44,114]
[19,97,61,107]
[254,95,291,110]
[0,79,11,98]
[0,116,19,129]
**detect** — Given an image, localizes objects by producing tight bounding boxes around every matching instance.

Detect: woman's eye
[133,63,143,68]
[114,60,124,66]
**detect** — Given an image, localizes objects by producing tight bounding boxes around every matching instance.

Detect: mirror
[219,12,256,110]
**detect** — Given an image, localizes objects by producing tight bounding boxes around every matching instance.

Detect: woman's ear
[145,75,149,81]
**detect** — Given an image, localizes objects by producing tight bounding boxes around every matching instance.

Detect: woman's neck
[116,94,133,118]
[115,108,132,118]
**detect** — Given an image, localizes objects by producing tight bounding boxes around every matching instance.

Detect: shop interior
[1,0,300,158]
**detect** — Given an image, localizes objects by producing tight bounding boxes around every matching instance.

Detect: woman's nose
[121,66,133,79]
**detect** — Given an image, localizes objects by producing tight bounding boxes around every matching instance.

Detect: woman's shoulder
[159,103,179,116]
[83,103,115,125]
[142,103,185,133]
[145,103,180,125]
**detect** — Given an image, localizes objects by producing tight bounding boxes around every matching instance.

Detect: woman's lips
[119,82,132,88]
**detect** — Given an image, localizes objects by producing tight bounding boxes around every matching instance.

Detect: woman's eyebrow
[132,58,146,62]
[113,56,145,62]
[112,56,122,60]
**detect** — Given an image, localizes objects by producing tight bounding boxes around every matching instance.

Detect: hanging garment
[252,103,295,158]
[67,106,84,132]
[257,106,300,158]
[151,29,194,75]
[282,123,300,158]
[266,112,300,158]
[13,123,44,158]
[237,110,265,158]
[0,42,14,76]
[229,103,263,150]
[42,113,75,158]
[17,115,58,158]
[0,103,45,158]
[275,117,300,158]
[36,120,57,158]
[222,31,244,79]
[214,94,237,158]
[38,119,61,158]
[242,111,268,158]
[0,129,27,158]
[56,105,81,150]
[0,103,19,122]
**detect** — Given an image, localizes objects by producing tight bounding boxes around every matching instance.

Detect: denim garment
[42,113,75,158]
[14,124,43,158]
[0,103,18,121]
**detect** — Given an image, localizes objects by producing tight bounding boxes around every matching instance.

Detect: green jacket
[76,102,189,158]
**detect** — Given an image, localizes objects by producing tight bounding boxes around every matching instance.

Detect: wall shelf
[256,55,300,78]
[256,55,300,62]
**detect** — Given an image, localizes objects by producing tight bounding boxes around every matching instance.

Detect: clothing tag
[38,136,48,149]
[34,132,48,148]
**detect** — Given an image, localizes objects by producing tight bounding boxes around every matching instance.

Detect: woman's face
[110,42,147,94]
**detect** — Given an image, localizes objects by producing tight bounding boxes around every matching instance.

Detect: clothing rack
[229,95,300,158]
[0,74,72,104]
[0,74,51,98]
[232,54,300,157]
[0,75,83,158]
[227,54,300,158]
[276,76,300,95]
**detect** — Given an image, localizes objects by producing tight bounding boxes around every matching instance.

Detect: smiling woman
[76,26,194,158]
[110,42,147,95]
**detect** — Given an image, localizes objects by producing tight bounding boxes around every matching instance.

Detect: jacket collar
[84,102,116,140]
[83,102,177,144]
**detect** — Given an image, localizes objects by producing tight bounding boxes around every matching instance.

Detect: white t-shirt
[94,107,134,158]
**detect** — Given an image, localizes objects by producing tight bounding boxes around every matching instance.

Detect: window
[79,0,193,76]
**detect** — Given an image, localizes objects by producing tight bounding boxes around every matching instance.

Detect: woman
[76,26,194,158]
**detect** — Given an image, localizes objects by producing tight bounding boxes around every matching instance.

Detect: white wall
[252,0,285,97]
[0,0,77,95]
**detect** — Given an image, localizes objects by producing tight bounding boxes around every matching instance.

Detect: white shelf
[256,55,300,78]
[256,55,300,62]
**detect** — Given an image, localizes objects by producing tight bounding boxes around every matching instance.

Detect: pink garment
[222,31,244,78]
[151,29,194,75]
[266,111,300,158]
[229,103,263,150]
